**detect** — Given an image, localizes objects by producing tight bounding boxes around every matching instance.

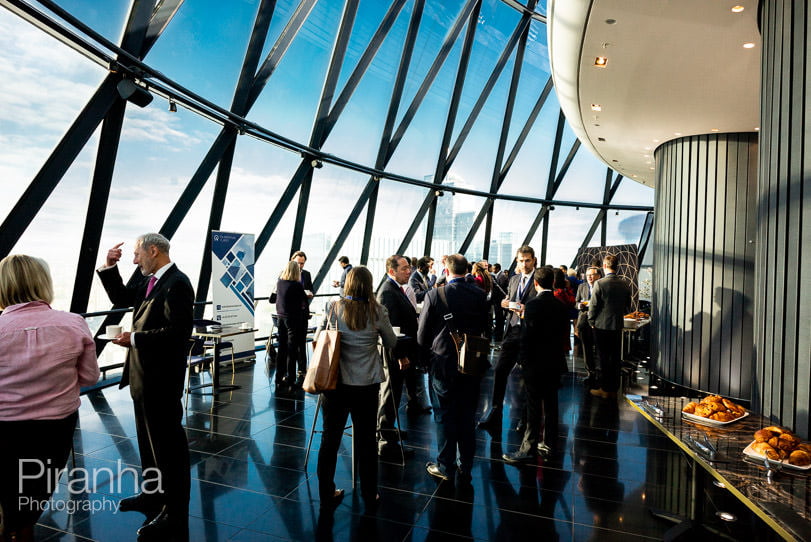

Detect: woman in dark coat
[274,261,308,389]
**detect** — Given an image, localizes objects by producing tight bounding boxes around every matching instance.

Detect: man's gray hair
[137,233,170,253]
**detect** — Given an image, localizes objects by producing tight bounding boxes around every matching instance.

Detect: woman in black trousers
[274,261,308,389]
[315,266,397,514]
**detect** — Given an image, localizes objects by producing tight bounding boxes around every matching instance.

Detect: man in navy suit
[376,255,418,459]
[478,245,537,432]
[503,267,570,463]
[98,233,193,542]
[418,254,489,485]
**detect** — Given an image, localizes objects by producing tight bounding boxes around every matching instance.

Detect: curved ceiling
[547,0,761,186]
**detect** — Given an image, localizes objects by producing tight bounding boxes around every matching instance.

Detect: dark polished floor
[33,351,694,541]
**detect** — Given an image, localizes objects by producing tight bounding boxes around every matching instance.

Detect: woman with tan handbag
[314,266,397,514]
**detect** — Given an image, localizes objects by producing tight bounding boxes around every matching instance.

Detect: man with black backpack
[417,254,489,487]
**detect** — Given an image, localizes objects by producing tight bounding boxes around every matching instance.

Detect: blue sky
[0,0,651,310]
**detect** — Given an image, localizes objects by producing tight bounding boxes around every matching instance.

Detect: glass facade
[0,0,653,318]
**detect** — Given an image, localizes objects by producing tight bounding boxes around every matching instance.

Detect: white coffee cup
[240,322,251,330]
[392,326,401,335]
[106,325,122,337]
[508,301,520,310]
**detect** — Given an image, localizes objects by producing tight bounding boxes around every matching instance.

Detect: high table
[628,394,811,541]
[192,325,256,393]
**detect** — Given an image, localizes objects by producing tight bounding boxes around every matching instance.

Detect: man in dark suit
[377,255,419,459]
[409,256,432,303]
[575,266,602,386]
[478,245,537,432]
[291,250,314,299]
[418,254,489,485]
[588,255,632,399]
[503,267,570,463]
[331,255,352,296]
[490,263,508,341]
[97,233,193,542]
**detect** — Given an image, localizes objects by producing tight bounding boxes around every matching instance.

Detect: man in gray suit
[587,255,631,399]
[575,266,602,386]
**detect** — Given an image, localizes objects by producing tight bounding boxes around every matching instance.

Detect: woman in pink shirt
[0,255,99,542]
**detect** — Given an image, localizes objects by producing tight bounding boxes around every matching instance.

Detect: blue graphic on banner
[212,232,254,314]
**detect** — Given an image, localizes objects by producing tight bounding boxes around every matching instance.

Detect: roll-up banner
[211,231,255,359]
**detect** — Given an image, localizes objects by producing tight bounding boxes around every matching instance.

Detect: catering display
[743,426,811,469]
[681,395,749,426]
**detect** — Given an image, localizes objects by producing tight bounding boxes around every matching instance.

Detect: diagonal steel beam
[385,0,479,164]
[0,76,119,258]
[290,0,360,255]
[423,0,481,256]
[499,76,553,179]
[195,0,278,314]
[243,0,318,114]
[637,211,654,264]
[141,0,185,56]
[361,0,425,265]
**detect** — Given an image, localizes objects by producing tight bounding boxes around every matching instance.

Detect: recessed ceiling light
[605,18,616,25]
[649,167,654,170]
[644,147,650,150]
[611,159,618,163]
[591,104,602,111]
[653,139,659,143]
[674,132,682,136]
[598,137,606,141]
[711,128,719,132]
[594,56,608,67]
[755,126,760,131]
[743,42,756,49]
[731,5,745,13]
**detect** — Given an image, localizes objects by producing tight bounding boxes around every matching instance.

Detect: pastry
[710,411,735,422]
[752,442,780,460]
[763,426,785,435]
[682,402,698,414]
[777,433,802,451]
[754,429,773,443]
[789,450,811,466]
[694,404,713,417]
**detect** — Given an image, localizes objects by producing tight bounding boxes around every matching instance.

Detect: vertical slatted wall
[652,134,757,400]
[754,0,811,435]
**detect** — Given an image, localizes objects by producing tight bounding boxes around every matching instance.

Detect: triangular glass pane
[553,144,611,204]
[46,0,130,45]
[610,177,655,206]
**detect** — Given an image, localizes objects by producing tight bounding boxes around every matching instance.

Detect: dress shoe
[320,489,345,510]
[502,451,538,465]
[119,494,162,517]
[137,510,188,542]
[477,407,502,430]
[589,388,617,399]
[426,462,449,481]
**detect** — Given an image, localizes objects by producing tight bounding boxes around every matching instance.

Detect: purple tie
[145,275,158,297]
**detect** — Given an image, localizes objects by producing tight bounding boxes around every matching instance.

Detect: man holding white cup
[478,245,538,432]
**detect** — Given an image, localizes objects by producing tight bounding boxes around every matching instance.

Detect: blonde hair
[280,260,301,281]
[339,266,380,331]
[0,254,55,309]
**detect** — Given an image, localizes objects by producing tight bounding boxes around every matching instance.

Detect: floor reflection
[33,357,698,541]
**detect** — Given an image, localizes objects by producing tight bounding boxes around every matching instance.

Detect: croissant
[682,402,698,414]
[703,395,724,404]
[768,436,780,448]
[752,442,780,460]
[763,426,785,435]
[710,411,735,422]
[722,398,745,414]
[754,429,773,443]
[790,450,811,466]
[797,443,811,453]
[777,433,802,451]
[694,404,714,417]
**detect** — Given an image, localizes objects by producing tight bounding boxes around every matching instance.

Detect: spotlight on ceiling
[743,42,756,49]
[731,5,744,13]
[311,159,323,169]
[594,56,608,68]
[116,79,153,108]
[591,104,602,111]
[435,190,444,197]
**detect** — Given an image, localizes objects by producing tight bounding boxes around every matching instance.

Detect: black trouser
[489,324,521,408]
[492,303,506,341]
[429,372,481,476]
[576,315,597,375]
[594,328,623,392]
[318,383,380,502]
[275,315,301,383]
[132,386,190,523]
[377,349,405,448]
[518,367,560,454]
[0,412,78,532]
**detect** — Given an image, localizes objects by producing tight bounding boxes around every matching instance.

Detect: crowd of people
[0,234,631,541]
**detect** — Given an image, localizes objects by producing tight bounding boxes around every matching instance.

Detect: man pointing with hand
[97,233,193,542]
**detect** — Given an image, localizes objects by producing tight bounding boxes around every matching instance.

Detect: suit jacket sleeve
[409,273,428,303]
[587,281,602,327]
[97,265,139,307]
